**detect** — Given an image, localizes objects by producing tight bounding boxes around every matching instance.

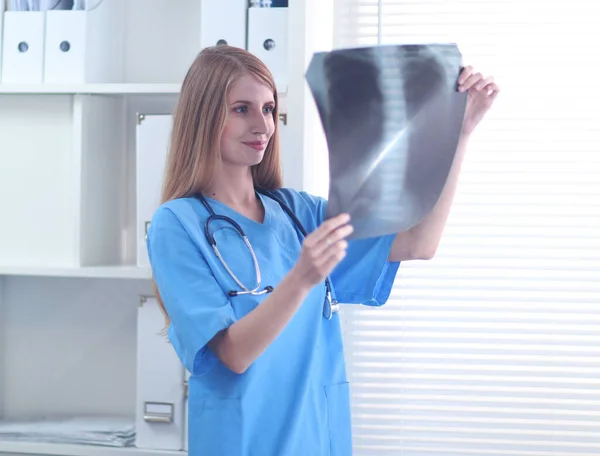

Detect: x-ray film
[306,44,468,240]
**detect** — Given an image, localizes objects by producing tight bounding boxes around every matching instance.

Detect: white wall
[287,0,334,199]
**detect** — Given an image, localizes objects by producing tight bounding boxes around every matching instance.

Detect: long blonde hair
[153,45,283,328]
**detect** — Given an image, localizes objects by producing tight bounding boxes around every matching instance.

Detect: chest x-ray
[306,44,468,240]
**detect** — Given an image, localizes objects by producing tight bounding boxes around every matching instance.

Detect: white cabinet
[0,0,320,455]
[136,296,186,451]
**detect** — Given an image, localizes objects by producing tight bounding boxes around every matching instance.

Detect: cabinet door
[135,114,172,268]
[136,295,186,451]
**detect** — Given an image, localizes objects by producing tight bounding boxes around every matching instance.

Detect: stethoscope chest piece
[323,291,340,320]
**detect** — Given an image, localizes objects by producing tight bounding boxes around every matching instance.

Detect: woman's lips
[243,141,267,151]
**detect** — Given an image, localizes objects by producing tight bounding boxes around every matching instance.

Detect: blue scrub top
[147,188,400,456]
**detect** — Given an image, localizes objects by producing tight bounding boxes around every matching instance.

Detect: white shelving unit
[0,0,332,455]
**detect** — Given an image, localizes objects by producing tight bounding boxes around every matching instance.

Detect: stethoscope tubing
[198,190,338,319]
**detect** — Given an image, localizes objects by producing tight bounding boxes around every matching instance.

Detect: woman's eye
[234,106,248,114]
[263,105,275,114]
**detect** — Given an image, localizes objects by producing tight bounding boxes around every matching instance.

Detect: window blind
[333,1,600,455]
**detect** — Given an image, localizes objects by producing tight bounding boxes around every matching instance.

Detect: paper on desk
[306,43,468,240]
[0,416,135,447]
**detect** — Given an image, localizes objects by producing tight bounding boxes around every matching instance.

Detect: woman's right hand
[291,213,354,289]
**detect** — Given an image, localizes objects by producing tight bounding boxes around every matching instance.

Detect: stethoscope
[196,189,340,320]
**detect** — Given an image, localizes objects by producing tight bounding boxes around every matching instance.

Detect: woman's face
[220,74,276,168]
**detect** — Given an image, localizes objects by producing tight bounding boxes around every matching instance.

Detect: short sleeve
[147,206,237,376]
[331,233,400,306]
[296,190,401,306]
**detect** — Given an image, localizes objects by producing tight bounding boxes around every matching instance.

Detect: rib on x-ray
[305,44,468,240]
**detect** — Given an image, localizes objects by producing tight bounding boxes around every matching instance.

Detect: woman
[147,45,498,455]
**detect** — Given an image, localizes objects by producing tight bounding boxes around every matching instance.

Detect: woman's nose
[251,112,270,135]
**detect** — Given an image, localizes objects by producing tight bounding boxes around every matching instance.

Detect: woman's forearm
[409,133,470,256]
[209,268,311,374]
[388,133,471,262]
[209,213,353,374]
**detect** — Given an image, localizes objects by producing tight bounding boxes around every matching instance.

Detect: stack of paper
[8,0,84,11]
[0,416,135,447]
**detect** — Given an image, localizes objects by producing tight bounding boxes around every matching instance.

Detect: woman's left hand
[457,66,500,136]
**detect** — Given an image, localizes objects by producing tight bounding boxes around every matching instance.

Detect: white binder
[44,10,88,83]
[248,7,288,91]
[43,3,124,84]
[1,11,46,84]
[135,295,186,451]
[135,114,172,268]
[0,1,5,80]
[200,0,247,49]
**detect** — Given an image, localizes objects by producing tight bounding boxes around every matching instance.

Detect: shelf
[0,84,182,95]
[0,82,288,95]
[0,266,152,280]
[0,441,183,456]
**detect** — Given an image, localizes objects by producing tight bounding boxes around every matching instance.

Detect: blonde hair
[153,45,283,329]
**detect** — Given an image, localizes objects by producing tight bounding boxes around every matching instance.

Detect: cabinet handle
[144,221,151,241]
[279,113,287,125]
[144,402,174,423]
